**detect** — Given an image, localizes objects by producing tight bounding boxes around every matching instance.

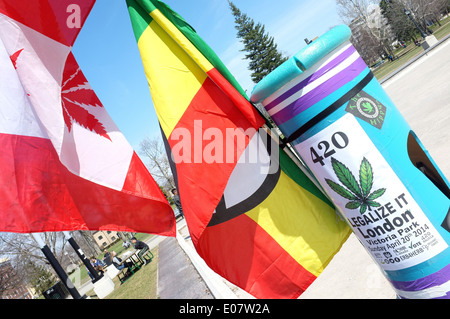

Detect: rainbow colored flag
[127,0,350,298]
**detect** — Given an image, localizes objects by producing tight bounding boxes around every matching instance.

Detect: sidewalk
[157,236,213,299]
[379,33,450,84]
[157,218,250,299]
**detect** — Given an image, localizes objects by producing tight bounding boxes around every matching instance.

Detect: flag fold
[127,0,350,298]
[0,0,176,236]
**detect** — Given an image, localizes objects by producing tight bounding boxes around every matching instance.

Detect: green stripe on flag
[279,148,333,207]
[127,0,247,99]
[127,0,153,41]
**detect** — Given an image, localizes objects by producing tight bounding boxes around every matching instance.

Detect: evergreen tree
[26,261,56,295]
[228,1,288,84]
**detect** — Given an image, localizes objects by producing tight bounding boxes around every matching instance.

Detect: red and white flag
[0,0,176,235]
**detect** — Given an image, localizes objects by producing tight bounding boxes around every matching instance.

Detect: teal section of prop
[251,25,450,299]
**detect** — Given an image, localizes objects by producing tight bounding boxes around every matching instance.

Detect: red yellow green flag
[127,0,350,298]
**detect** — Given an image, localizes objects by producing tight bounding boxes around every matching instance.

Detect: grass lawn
[372,16,450,81]
[68,233,154,288]
[433,17,450,40]
[373,44,423,80]
[86,246,159,299]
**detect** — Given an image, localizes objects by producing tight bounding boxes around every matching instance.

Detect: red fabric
[61,53,111,140]
[207,68,263,129]
[168,76,263,244]
[198,213,316,299]
[0,133,175,235]
[0,0,175,235]
[0,0,95,46]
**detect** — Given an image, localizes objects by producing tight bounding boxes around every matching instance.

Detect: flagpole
[258,108,345,222]
[31,233,83,299]
[256,106,349,219]
[252,101,329,197]
[262,124,319,182]
[63,231,103,283]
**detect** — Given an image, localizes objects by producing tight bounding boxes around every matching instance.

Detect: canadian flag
[0,0,176,235]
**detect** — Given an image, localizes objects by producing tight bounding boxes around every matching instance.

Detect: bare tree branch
[139,136,175,190]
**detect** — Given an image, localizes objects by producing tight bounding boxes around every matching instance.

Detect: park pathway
[157,236,213,299]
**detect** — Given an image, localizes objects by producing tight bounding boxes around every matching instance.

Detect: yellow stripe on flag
[137,9,217,138]
[137,20,206,137]
[246,170,349,276]
[149,9,214,74]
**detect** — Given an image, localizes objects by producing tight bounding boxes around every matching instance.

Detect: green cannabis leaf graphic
[325,157,386,214]
[361,101,374,114]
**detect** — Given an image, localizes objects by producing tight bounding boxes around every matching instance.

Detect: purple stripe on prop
[265,45,356,111]
[271,57,367,125]
[390,262,450,293]
[435,291,450,299]
[397,291,450,299]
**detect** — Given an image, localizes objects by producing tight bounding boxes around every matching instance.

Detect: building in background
[92,231,120,249]
[0,258,34,299]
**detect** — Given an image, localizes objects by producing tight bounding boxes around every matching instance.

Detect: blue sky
[73,0,342,150]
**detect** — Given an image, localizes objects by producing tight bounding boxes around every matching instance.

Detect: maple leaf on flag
[10,48,23,69]
[61,53,111,141]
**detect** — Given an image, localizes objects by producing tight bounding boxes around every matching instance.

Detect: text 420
[310,131,349,166]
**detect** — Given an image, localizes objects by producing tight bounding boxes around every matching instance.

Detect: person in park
[111,251,133,277]
[90,257,104,275]
[111,251,133,270]
[130,237,150,265]
[172,188,184,218]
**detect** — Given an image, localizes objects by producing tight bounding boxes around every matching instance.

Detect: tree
[0,233,65,267]
[395,0,448,33]
[337,0,394,63]
[0,259,24,298]
[0,231,105,297]
[139,136,174,190]
[380,0,417,43]
[76,231,102,257]
[228,1,288,84]
[351,26,386,64]
[26,261,56,295]
[0,232,73,296]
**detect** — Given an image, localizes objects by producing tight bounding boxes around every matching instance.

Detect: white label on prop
[296,114,447,271]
